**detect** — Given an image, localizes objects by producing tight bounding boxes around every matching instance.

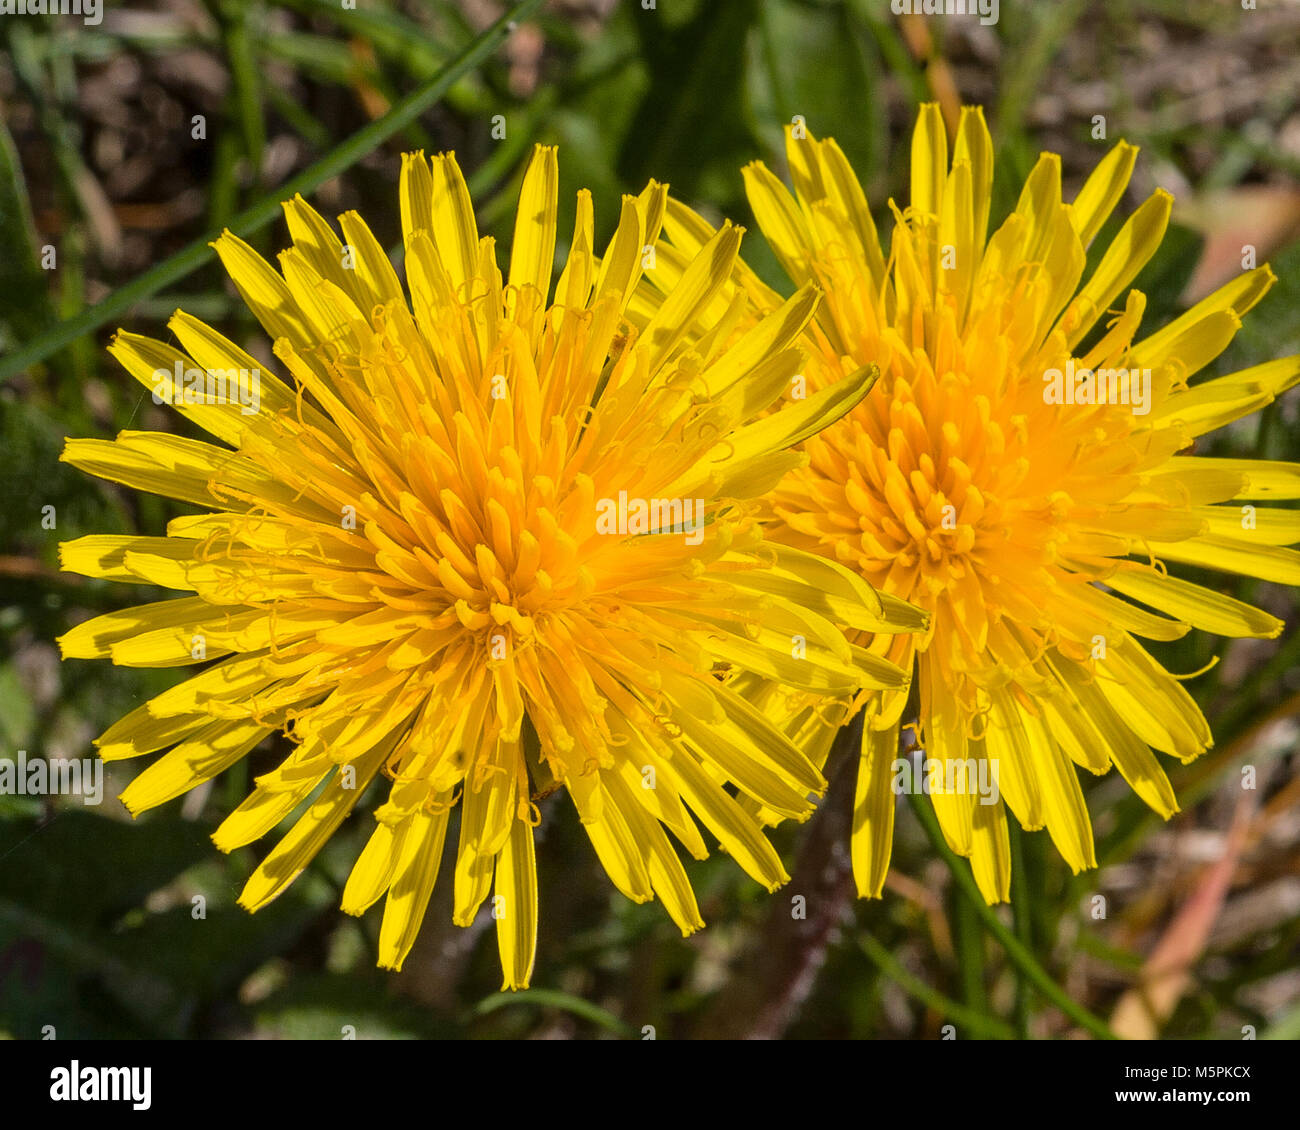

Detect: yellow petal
[851,718,898,899]
[119,720,270,815]
[238,738,390,910]
[506,144,559,308]
[494,817,538,990]
[377,806,451,971]
[969,795,1011,904]
[910,101,948,222]
[1069,140,1138,248]
[341,821,405,916]
[1061,190,1172,349]
[1103,568,1282,638]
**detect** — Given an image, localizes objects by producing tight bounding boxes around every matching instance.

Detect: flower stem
[857,932,1014,1039]
[907,792,1119,1040]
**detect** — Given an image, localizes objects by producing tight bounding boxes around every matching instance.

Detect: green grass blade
[907,792,1119,1040]
[0,113,56,348]
[0,0,544,384]
[857,933,1015,1039]
[471,988,637,1039]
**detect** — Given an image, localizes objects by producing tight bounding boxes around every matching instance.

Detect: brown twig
[697,714,862,1039]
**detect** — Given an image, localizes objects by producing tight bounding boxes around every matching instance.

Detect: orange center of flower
[772,248,1199,704]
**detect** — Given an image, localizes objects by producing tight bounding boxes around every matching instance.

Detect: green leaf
[253,971,454,1039]
[0,113,56,351]
[747,0,882,175]
[0,663,36,750]
[472,987,637,1038]
[0,811,211,926]
[617,0,761,208]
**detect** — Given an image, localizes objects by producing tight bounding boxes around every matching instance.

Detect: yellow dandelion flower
[641,105,1300,903]
[57,145,922,988]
